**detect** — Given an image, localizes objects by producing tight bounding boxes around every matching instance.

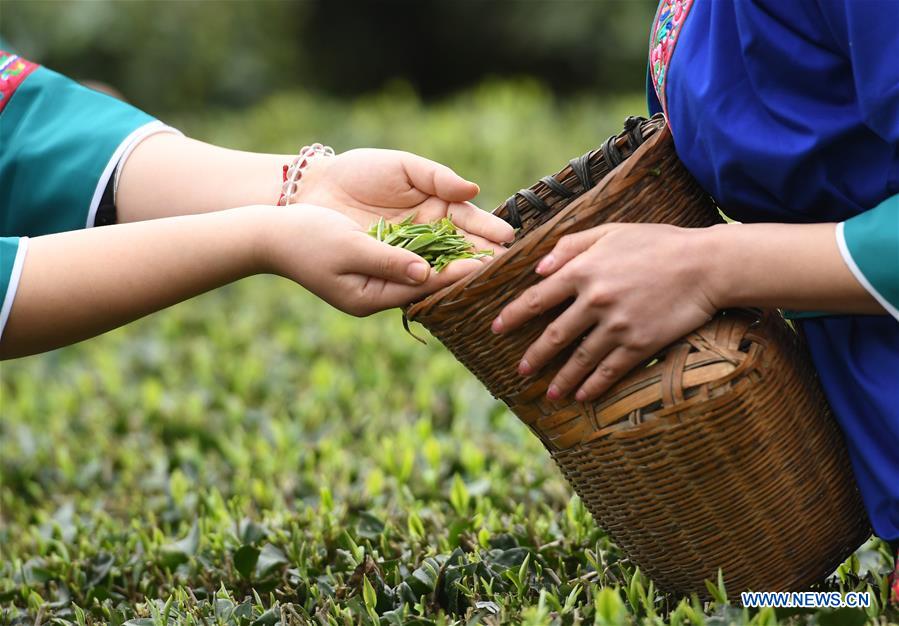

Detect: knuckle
[572,345,594,368]
[544,323,566,347]
[567,258,589,279]
[379,254,397,276]
[627,330,653,351]
[556,235,577,255]
[606,316,630,334]
[586,288,611,308]
[597,363,619,380]
[525,288,543,312]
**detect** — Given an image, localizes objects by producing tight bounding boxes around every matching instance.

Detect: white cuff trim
[0,237,30,342]
[85,121,183,228]
[835,221,899,321]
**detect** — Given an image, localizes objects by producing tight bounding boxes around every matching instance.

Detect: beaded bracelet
[277,143,336,206]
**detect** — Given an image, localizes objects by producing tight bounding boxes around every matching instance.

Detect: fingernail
[491,315,504,334]
[518,359,532,375]
[407,262,429,283]
[536,254,556,275]
[547,384,561,400]
[575,389,587,402]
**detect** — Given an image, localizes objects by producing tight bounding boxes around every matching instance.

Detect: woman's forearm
[0,206,267,359]
[702,221,885,314]
[0,201,483,359]
[494,219,887,402]
[115,133,288,222]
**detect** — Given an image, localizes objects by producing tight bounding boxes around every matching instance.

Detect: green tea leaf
[368,215,492,272]
[234,545,261,579]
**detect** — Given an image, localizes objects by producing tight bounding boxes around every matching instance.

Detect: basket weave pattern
[407,117,870,597]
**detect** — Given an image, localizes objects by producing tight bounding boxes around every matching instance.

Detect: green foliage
[170,79,645,213]
[0,0,656,114]
[0,0,304,113]
[1,82,896,624]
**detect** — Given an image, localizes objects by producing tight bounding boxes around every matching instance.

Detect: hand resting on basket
[491,223,717,402]
[491,220,886,402]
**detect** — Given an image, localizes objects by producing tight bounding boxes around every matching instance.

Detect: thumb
[402,153,480,202]
[344,257,483,314]
[347,233,433,285]
[535,225,615,275]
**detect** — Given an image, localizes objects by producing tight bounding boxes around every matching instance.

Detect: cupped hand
[491,223,718,402]
[292,148,515,254]
[263,204,483,316]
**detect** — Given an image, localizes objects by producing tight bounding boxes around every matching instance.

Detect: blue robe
[647,0,898,541]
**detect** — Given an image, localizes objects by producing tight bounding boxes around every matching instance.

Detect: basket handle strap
[569,153,595,192]
[540,175,576,198]
[498,115,653,229]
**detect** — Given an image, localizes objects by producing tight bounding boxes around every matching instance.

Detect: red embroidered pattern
[649,0,695,117]
[0,50,39,114]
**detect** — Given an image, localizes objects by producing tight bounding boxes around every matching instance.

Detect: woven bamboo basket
[406,115,870,598]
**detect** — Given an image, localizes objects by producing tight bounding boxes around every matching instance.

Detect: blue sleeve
[0,65,178,237]
[816,0,899,143]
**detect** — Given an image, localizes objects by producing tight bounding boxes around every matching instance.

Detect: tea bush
[1,82,895,625]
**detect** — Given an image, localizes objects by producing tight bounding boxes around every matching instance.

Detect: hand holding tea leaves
[291,148,515,254]
[1,204,489,358]
[368,215,492,272]
[2,136,508,357]
[263,205,487,317]
[116,138,513,253]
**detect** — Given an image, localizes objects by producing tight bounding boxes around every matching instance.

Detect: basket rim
[406,122,672,321]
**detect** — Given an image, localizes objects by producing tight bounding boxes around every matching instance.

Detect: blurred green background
[2,0,656,114]
[3,2,895,624]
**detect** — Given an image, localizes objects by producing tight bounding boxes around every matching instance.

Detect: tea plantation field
[2,82,895,625]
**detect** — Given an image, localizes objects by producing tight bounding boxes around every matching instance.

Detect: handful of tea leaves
[368,215,492,272]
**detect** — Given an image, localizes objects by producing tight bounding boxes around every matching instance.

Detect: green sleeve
[838,194,899,320]
[0,65,179,237]
[0,236,27,339]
